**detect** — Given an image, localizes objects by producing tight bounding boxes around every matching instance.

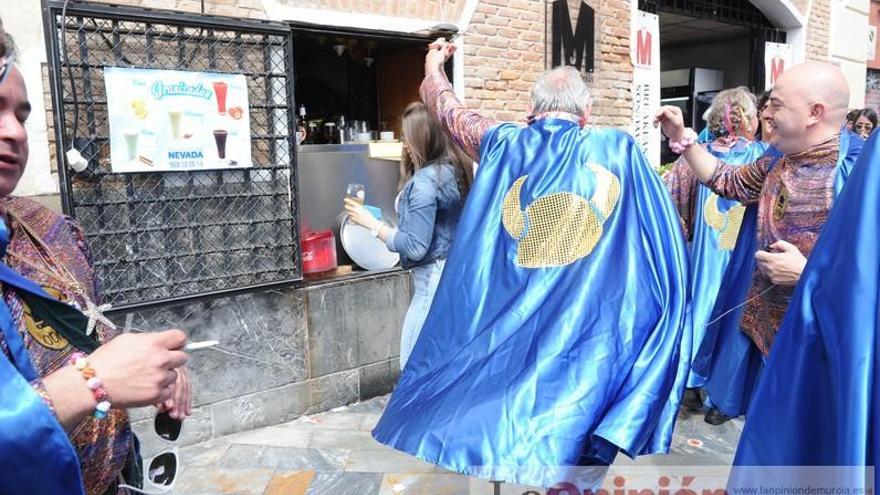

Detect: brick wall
[462,0,632,127]
[272,0,468,21]
[86,0,268,18]
[806,0,832,62]
[87,0,468,21]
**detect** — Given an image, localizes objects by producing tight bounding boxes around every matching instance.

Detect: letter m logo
[636,29,652,67]
[551,0,595,73]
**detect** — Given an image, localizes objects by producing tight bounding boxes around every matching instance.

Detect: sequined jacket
[0,197,132,495]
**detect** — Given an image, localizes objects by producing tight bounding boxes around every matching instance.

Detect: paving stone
[378,473,471,495]
[303,411,367,430]
[305,472,384,495]
[265,471,317,495]
[180,440,232,468]
[226,425,314,448]
[174,395,746,495]
[217,444,266,469]
[308,428,385,450]
[258,446,350,471]
[360,413,382,431]
[346,448,439,474]
[174,466,275,495]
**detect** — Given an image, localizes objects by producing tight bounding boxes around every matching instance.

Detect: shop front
[26,0,847,452]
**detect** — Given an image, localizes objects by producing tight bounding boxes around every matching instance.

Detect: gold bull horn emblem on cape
[703,193,745,251]
[502,163,621,268]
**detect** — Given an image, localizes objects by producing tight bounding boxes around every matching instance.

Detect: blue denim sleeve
[390,177,437,261]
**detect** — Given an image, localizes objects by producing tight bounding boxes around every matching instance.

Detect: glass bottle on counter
[323,122,338,144]
[337,115,347,144]
[297,105,308,145]
[306,121,320,145]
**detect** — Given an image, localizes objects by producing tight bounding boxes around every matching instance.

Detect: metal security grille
[638,0,777,29]
[43,1,301,310]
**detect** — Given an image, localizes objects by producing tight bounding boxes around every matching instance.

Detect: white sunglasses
[119,412,182,494]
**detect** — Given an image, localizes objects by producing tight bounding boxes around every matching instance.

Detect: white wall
[0,2,58,197]
[829,0,871,108]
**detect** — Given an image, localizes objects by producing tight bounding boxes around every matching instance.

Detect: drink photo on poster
[104,67,252,173]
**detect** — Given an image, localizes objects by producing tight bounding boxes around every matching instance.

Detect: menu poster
[104,67,252,173]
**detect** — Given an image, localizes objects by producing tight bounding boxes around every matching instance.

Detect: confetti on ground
[687,438,704,448]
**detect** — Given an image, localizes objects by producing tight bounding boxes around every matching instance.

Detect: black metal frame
[42,0,302,311]
[638,0,777,29]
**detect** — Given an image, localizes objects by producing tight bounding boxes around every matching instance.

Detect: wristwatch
[370,224,382,238]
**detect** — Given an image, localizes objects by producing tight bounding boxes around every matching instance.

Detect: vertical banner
[764,42,793,90]
[631,10,661,167]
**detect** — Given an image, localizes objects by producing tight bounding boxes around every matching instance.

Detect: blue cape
[686,139,769,388]
[693,133,862,417]
[732,131,878,468]
[372,119,691,487]
[0,261,84,495]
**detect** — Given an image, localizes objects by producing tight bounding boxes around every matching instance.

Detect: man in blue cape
[372,39,691,488]
[662,88,772,415]
[728,129,880,491]
[655,62,863,426]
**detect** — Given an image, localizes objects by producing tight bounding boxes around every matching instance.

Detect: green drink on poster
[123,130,139,161]
[168,109,183,139]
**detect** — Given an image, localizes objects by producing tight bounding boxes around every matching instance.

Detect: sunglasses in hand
[119,411,183,494]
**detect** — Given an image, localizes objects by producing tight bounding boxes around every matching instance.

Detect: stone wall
[128,270,410,456]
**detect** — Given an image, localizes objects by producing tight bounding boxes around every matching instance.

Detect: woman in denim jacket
[345,102,472,369]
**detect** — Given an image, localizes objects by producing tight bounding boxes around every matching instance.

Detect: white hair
[530,66,591,116]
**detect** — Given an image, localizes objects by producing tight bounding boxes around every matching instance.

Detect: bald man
[655,62,863,425]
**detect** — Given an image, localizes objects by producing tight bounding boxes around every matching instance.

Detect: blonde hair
[707,87,757,138]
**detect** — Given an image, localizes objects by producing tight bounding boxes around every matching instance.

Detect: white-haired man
[371,39,692,488]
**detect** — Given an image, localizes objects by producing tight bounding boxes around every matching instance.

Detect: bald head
[778,62,849,121]
[763,62,851,153]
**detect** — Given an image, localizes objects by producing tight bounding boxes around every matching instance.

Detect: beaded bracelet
[669,127,699,154]
[68,352,112,419]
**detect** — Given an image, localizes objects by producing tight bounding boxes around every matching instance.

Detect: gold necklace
[5,212,116,336]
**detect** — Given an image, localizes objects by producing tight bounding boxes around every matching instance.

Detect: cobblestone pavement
[172,395,743,494]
